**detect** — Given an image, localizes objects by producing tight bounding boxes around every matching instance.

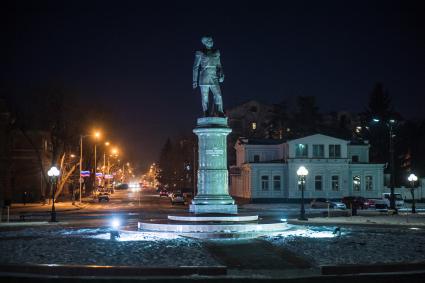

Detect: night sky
[4,0,425,170]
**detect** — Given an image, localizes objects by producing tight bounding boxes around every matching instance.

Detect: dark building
[0,99,12,206]
[10,130,52,203]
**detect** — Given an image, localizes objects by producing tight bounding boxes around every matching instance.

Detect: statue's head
[201,36,214,49]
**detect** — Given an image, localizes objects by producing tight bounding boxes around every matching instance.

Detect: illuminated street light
[297,166,308,221]
[93,130,102,190]
[372,117,398,212]
[47,166,60,222]
[408,173,418,213]
[94,131,101,139]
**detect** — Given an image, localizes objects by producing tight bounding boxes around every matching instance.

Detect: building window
[273,176,281,191]
[315,175,323,191]
[365,176,373,191]
[353,175,361,191]
[261,176,269,191]
[253,155,260,163]
[352,155,359,163]
[295,144,308,158]
[331,175,339,191]
[252,122,257,130]
[313,144,324,158]
[329,144,341,158]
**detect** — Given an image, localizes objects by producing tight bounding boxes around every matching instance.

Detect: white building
[229,134,385,202]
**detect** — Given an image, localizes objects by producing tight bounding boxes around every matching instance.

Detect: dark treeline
[1,84,116,201]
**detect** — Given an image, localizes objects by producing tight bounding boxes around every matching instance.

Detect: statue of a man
[193,36,225,117]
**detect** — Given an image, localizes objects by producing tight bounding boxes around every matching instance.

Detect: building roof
[238,137,285,145]
[287,133,349,144]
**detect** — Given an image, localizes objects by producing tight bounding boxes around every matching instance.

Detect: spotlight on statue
[110,218,121,240]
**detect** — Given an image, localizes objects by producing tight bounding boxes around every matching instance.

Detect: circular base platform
[167,214,258,222]
[138,219,288,238]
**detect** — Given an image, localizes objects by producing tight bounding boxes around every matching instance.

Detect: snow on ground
[1,225,425,267]
[0,227,219,267]
[266,226,425,265]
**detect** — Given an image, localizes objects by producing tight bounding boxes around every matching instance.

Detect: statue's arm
[217,51,224,82]
[193,51,202,88]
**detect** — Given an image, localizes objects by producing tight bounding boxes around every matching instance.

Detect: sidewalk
[3,199,90,214]
[288,213,425,227]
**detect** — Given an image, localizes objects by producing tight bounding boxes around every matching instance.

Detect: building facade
[230,134,385,202]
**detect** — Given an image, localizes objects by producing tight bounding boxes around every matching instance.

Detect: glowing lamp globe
[297,166,308,177]
[408,174,418,182]
[47,166,60,177]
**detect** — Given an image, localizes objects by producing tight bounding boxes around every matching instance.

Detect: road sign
[80,171,90,177]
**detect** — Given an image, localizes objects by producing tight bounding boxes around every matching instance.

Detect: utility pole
[389,122,396,212]
[79,135,83,203]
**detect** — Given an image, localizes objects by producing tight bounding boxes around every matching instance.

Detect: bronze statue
[193,36,225,117]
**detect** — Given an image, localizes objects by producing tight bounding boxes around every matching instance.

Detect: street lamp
[47,166,60,222]
[93,131,102,190]
[297,166,309,221]
[79,130,102,203]
[372,118,397,212]
[407,173,418,214]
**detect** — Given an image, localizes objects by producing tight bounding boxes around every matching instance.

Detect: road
[7,188,423,229]
[50,188,190,229]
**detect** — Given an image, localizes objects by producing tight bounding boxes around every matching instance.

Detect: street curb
[321,262,425,275]
[1,270,425,282]
[0,264,227,277]
[287,219,425,228]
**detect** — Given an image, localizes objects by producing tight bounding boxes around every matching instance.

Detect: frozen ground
[0,225,424,267]
[265,225,425,265]
[0,226,219,267]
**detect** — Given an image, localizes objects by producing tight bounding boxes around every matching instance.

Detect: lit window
[261,176,269,191]
[273,176,281,191]
[331,175,339,191]
[315,176,322,191]
[295,144,308,158]
[353,175,361,191]
[252,122,257,130]
[366,176,373,191]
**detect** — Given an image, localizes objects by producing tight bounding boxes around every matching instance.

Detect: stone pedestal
[189,117,237,214]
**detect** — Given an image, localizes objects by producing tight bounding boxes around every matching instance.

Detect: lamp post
[407,173,418,214]
[373,118,397,212]
[297,166,309,221]
[103,142,110,187]
[79,131,102,203]
[47,166,60,222]
[93,131,101,190]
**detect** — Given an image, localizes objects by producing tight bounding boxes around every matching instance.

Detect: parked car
[170,193,185,205]
[159,190,168,197]
[97,190,110,202]
[310,198,329,208]
[115,183,129,190]
[364,199,376,208]
[342,196,369,209]
[375,193,404,209]
[310,198,346,209]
